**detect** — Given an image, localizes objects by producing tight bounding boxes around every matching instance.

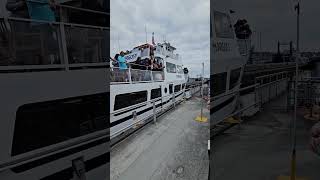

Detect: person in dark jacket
[6,0,29,18]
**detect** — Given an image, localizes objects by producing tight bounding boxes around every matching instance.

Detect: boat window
[263,77,270,84]
[174,84,181,92]
[169,84,173,94]
[114,91,147,110]
[166,62,176,73]
[229,68,241,90]
[182,83,185,90]
[155,57,164,68]
[283,73,287,78]
[65,26,108,64]
[278,74,282,80]
[141,48,150,57]
[0,20,62,66]
[214,11,234,39]
[176,65,184,74]
[212,72,227,96]
[151,88,162,100]
[12,93,108,156]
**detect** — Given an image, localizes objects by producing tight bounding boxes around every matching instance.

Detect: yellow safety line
[277,151,308,180]
[224,117,240,124]
[195,115,208,122]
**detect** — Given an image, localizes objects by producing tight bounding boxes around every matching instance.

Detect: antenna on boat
[145,25,147,44]
[152,32,156,45]
[117,33,121,52]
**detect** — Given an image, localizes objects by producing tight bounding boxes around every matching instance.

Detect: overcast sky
[213,0,320,52]
[110,0,210,78]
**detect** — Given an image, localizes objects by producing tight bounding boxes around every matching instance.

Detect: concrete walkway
[111,96,209,180]
[211,94,320,180]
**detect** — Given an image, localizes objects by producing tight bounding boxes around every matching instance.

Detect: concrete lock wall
[241,79,288,117]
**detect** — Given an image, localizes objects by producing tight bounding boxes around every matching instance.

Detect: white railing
[110,63,165,84]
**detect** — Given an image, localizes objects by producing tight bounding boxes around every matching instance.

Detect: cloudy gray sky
[110,0,210,78]
[213,0,320,52]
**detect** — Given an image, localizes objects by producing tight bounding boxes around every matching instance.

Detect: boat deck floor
[110,95,209,180]
[211,93,320,180]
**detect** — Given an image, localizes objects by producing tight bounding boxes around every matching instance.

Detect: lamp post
[290,1,300,180]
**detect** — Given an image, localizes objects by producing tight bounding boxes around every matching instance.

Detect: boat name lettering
[213,42,231,52]
[124,51,141,63]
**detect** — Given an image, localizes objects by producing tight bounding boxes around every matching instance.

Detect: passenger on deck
[140,58,148,70]
[150,55,155,70]
[131,57,142,69]
[6,0,29,18]
[117,51,129,81]
[110,54,119,67]
[117,51,127,70]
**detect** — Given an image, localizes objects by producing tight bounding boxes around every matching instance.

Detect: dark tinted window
[283,73,287,78]
[166,62,176,73]
[0,20,61,66]
[61,0,109,26]
[182,83,185,90]
[114,91,147,110]
[278,74,282,80]
[65,26,108,64]
[12,93,108,156]
[212,72,227,96]
[174,84,181,92]
[263,77,270,84]
[229,68,241,90]
[214,11,234,39]
[151,88,162,100]
[169,84,173,94]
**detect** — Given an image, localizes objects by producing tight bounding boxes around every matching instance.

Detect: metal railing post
[276,78,278,97]
[268,76,271,102]
[153,100,156,124]
[128,64,132,83]
[151,71,154,82]
[161,95,163,111]
[59,22,69,71]
[254,78,258,108]
[173,93,176,108]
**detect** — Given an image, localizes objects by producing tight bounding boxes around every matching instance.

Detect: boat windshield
[214,11,234,39]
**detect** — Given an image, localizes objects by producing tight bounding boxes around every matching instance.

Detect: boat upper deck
[0,1,109,72]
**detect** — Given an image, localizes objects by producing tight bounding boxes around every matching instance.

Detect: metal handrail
[110,66,165,83]
[0,129,108,171]
[57,4,109,15]
[255,71,288,80]
[211,71,290,102]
